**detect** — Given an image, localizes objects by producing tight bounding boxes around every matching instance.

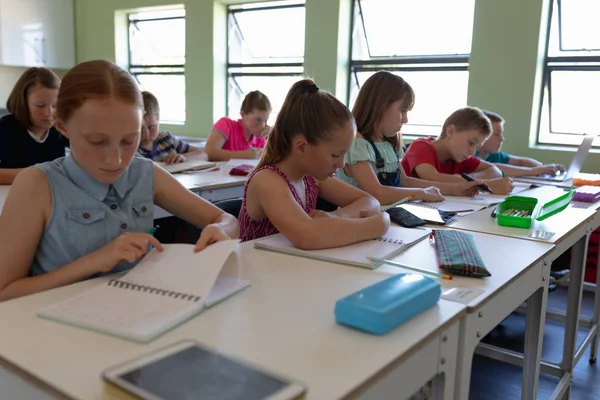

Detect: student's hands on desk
[531,163,566,176]
[486,177,514,194]
[450,180,484,197]
[99,232,164,272]
[413,186,445,202]
[162,153,186,165]
[194,224,231,252]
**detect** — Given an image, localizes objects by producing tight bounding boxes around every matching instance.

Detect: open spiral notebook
[38,240,249,343]
[254,226,430,269]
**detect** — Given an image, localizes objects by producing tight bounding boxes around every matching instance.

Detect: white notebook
[155,159,217,174]
[39,240,249,343]
[254,226,430,269]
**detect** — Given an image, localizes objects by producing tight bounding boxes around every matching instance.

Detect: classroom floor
[470,285,599,400]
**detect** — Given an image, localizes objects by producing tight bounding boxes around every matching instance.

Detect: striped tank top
[239,164,319,242]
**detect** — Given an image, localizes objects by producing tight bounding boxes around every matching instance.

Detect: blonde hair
[440,107,492,139]
[352,71,414,152]
[256,79,354,169]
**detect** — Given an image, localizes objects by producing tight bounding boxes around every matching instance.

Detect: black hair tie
[306,84,319,93]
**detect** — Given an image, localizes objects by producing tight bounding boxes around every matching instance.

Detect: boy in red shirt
[401,107,514,194]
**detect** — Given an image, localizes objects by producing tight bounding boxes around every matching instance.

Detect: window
[128,8,185,124]
[539,0,600,146]
[227,1,305,121]
[349,0,475,137]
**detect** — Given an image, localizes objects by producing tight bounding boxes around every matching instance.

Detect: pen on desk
[380,196,414,212]
[460,172,493,194]
[368,257,453,280]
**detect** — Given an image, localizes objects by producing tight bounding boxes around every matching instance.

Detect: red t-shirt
[401,137,480,178]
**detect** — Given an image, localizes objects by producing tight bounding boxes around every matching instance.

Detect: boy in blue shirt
[477,110,565,177]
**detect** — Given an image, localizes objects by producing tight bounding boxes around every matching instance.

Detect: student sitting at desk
[402,107,514,194]
[0,67,68,184]
[0,60,239,301]
[336,71,482,204]
[137,91,206,164]
[205,91,271,162]
[477,110,566,177]
[239,79,390,249]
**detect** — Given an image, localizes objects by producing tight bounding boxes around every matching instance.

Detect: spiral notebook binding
[108,279,201,302]
[376,236,403,244]
[407,200,438,209]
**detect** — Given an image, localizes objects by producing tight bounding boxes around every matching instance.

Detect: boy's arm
[508,154,542,167]
[471,160,503,178]
[0,168,23,184]
[413,163,465,183]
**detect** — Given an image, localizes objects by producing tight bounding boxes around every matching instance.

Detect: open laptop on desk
[520,135,594,183]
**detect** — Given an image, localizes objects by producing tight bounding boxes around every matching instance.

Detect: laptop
[522,135,594,182]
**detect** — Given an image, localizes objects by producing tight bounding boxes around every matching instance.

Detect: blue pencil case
[334,273,441,335]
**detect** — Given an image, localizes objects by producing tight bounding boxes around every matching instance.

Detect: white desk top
[448,186,595,245]
[378,229,554,311]
[0,243,465,400]
[173,166,247,192]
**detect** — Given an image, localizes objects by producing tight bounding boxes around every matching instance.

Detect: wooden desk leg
[556,234,589,399]
[522,280,549,399]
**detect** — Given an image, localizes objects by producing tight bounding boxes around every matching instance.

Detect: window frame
[127,11,186,123]
[541,0,600,142]
[347,0,471,138]
[226,1,305,118]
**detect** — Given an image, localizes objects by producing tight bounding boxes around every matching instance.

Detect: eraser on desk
[334,273,441,335]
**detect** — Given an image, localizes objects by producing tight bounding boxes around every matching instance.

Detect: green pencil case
[432,230,491,278]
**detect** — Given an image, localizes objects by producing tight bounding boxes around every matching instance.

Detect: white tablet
[102,340,307,400]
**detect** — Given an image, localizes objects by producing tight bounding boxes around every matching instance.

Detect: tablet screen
[118,346,289,400]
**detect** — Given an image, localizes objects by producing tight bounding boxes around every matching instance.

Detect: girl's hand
[414,187,445,202]
[195,224,231,252]
[99,233,163,272]
[309,209,335,219]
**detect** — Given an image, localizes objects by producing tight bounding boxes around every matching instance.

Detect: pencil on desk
[368,257,453,280]
[380,196,414,212]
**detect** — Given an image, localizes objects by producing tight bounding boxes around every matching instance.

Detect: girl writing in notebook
[239,79,390,249]
[205,90,271,161]
[0,60,239,301]
[0,67,68,184]
[337,71,482,205]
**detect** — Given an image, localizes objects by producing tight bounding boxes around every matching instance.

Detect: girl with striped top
[238,79,390,249]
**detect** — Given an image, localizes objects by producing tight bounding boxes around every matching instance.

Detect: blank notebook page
[39,282,201,342]
[255,226,429,268]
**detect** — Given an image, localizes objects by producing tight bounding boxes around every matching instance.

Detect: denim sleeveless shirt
[31,155,155,276]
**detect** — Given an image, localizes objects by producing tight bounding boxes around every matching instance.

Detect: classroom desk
[0,243,465,400]
[382,229,555,400]
[447,186,596,399]
[154,168,248,218]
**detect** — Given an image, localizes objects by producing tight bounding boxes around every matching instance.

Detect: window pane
[560,0,600,51]
[356,0,475,58]
[550,71,600,134]
[136,74,186,124]
[350,70,469,135]
[129,17,185,66]
[227,75,304,121]
[228,6,305,63]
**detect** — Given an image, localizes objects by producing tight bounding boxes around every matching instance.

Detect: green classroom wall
[73,0,599,171]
